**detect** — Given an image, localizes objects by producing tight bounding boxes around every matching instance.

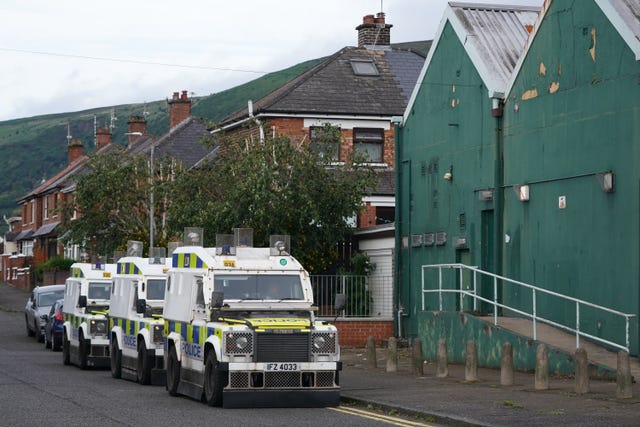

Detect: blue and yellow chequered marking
[70,267,85,278]
[110,316,164,348]
[172,252,208,269]
[116,262,141,275]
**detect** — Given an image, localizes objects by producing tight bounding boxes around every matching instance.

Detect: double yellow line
[328,405,435,427]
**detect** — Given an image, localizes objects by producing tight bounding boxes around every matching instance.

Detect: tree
[59,148,178,258]
[168,124,378,273]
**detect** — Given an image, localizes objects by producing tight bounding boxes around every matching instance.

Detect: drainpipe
[492,97,504,310]
[392,116,404,339]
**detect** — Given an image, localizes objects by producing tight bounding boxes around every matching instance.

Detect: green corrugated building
[396,0,640,363]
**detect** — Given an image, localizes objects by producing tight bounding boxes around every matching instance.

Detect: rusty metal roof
[449,2,539,95]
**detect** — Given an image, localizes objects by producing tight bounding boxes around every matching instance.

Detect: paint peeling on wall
[549,81,560,93]
[521,88,538,100]
[590,27,596,62]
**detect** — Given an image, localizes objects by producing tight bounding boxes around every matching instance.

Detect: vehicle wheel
[26,316,35,337]
[110,338,122,379]
[78,332,88,370]
[137,339,152,385]
[62,332,70,365]
[203,351,225,407]
[35,321,44,343]
[166,345,180,396]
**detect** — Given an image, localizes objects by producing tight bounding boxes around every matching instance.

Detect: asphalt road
[0,288,440,427]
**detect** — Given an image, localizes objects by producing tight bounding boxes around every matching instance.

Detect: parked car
[25,284,66,342]
[44,299,64,351]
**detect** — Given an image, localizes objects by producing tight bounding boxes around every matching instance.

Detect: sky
[0,0,542,122]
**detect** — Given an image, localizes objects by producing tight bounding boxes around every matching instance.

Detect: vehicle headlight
[224,332,253,355]
[152,324,164,344]
[311,332,337,354]
[90,319,108,336]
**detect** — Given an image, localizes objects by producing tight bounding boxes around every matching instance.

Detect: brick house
[215,12,429,346]
[9,90,215,289]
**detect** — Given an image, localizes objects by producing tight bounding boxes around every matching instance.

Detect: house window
[53,194,59,218]
[30,200,35,224]
[21,240,33,256]
[44,196,49,219]
[353,128,384,163]
[310,125,341,161]
[376,206,395,225]
[350,59,379,76]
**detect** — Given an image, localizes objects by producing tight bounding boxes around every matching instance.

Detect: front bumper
[223,388,340,408]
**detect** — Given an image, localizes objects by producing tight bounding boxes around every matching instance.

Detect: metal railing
[311,275,394,319]
[421,263,637,353]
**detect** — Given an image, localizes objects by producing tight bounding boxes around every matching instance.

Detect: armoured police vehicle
[163,229,343,408]
[109,246,170,385]
[62,262,116,369]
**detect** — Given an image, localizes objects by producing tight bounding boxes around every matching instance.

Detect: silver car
[25,284,66,342]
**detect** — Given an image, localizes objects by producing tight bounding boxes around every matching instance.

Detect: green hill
[0,58,324,233]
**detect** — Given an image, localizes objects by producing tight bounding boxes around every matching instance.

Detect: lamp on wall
[443,165,453,181]
[596,172,615,193]
[514,184,530,202]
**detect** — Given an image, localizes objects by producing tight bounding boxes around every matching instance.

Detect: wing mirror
[136,299,147,314]
[211,291,224,309]
[78,295,87,308]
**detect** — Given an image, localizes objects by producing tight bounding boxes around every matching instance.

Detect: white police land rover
[109,246,170,385]
[163,228,343,408]
[62,262,116,369]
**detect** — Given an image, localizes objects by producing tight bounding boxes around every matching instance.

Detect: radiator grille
[230,372,249,388]
[255,332,309,362]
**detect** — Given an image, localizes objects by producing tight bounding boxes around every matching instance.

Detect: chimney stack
[356,12,392,48]
[95,127,112,152]
[68,138,84,164]
[127,115,148,147]
[167,90,191,128]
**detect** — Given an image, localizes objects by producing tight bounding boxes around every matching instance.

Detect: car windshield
[37,290,65,307]
[146,279,166,300]
[214,274,304,300]
[88,282,112,300]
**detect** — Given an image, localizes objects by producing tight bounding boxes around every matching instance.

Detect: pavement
[2,281,639,426]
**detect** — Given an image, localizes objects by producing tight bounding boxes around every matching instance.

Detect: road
[0,300,439,427]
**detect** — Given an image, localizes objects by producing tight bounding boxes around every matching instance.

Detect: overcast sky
[0,0,542,122]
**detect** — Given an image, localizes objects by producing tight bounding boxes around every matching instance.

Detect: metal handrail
[421,263,636,352]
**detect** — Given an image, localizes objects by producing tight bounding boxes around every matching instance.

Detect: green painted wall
[416,311,616,379]
[397,22,500,340]
[503,0,640,353]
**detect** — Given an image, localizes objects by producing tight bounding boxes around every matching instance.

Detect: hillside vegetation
[0,58,323,231]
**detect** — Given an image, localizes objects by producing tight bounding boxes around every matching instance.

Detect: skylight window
[350,59,379,76]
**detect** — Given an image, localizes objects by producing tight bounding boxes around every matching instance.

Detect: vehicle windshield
[146,279,166,300]
[88,282,112,300]
[214,274,304,300]
[38,290,64,307]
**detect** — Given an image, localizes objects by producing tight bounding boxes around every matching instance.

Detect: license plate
[265,362,299,372]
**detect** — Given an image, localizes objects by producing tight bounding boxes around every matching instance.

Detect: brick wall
[1,255,33,290]
[359,202,377,228]
[334,319,394,348]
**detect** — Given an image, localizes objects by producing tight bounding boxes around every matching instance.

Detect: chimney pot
[356,12,392,48]
[363,14,375,24]
[95,127,112,151]
[167,89,192,128]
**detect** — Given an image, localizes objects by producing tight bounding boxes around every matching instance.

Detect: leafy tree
[58,148,179,258]
[168,124,378,273]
